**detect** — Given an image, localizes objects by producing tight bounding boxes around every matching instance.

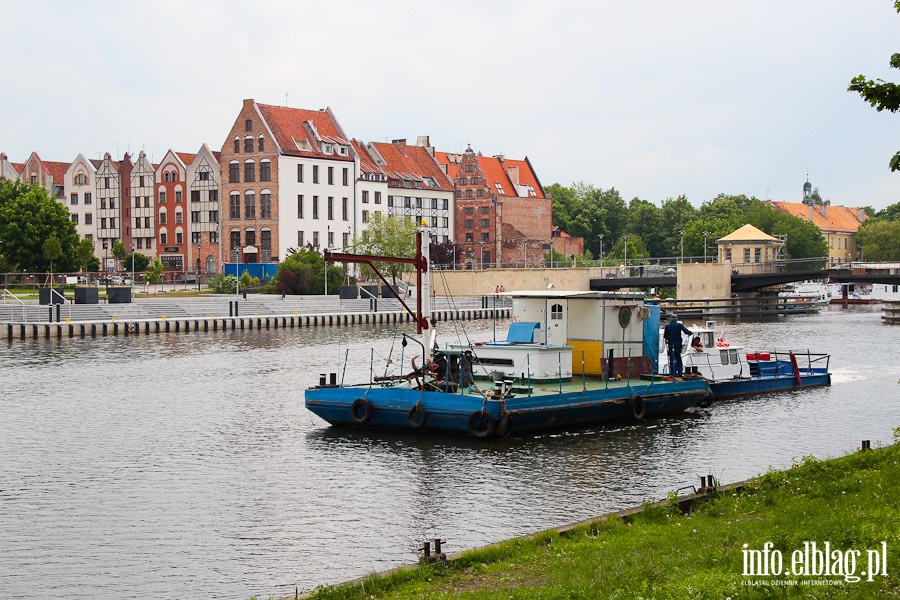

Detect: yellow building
[716,224,784,273]
[769,201,867,266]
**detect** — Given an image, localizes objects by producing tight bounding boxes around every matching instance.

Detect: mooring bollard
[861,440,871,451]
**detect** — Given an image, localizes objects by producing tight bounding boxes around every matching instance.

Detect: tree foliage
[858,219,900,260]
[0,180,80,272]
[848,1,900,170]
[273,248,344,295]
[352,213,419,283]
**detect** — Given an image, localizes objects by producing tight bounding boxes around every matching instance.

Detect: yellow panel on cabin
[569,339,604,375]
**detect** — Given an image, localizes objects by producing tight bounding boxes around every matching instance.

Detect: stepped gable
[255,103,353,161]
[434,150,544,198]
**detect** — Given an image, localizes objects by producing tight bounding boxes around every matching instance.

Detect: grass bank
[304,434,900,599]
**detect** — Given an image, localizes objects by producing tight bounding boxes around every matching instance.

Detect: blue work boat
[657,320,832,400]
[304,231,710,438]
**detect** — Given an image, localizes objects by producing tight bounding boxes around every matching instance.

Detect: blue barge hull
[304,379,710,438]
[707,369,831,400]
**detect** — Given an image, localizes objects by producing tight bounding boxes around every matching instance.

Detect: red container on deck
[747,353,758,360]
[758,352,771,360]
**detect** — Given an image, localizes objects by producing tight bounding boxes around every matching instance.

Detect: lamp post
[523,237,528,268]
[679,229,684,263]
[703,231,709,263]
[598,234,604,269]
[325,225,330,297]
[623,235,629,267]
[550,239,554,269]
[479,240,484,270]
[130,243,135,295]
[103,240,108,293]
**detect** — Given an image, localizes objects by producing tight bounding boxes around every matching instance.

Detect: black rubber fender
[468,410,495,438]
[629,394,646,421]
[350,398,374,425]
[698,389,714,409]
[407,405,427,429]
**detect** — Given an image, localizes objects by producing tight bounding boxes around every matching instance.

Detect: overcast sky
[3,1,899,209]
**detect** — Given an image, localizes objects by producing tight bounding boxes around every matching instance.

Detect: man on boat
[663,314,692,379]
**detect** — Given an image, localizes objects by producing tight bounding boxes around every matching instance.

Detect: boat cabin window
[720,350,729,365]
[550,303,563,320]
[728,349,739,364]
[701,332,715,348]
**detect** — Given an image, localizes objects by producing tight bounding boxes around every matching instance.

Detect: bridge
[590,261,900,292]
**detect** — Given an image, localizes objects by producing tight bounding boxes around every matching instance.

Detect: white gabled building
[64,154,100,254]
[130,150,157,259]
[185,144,221,274]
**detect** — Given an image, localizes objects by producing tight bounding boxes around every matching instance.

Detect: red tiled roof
[434,150,544,198]
[176,152,197,166]
[351,139,384,178]
[371,142,454,191]
[769,201,867,233]
[256,103,352,161]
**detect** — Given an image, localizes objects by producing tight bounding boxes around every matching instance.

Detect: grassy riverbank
[304,433,900,599]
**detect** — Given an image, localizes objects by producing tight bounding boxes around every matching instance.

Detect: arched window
[206,255,215,273]
[160,227,168,246]
[258,135,265,152]
[551,303,563,320]
[233,137,240,153]
[175,207,183,224]
[164,172,170,182]
[159,207,168,225]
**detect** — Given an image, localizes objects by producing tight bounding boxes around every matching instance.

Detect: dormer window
[338,146,347,156]
[293,138,311,151]
[323,143,333,154]
[495,182,505,195]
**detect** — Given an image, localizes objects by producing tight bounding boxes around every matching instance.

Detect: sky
[3,1,900,210]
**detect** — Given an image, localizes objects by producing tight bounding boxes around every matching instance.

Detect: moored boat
[658,320,831,399]
[304,231,710,438]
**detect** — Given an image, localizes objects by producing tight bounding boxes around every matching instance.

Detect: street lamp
[598,234,604,269]
[479,240,485,270]
[623,235,629,267]
[679,229,684,263]
[325,225,330,297]
[523,237,528,268]
[703,231,709,263]
[130,243,135,294]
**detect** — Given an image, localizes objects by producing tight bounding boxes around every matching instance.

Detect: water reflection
[0,306,897,599]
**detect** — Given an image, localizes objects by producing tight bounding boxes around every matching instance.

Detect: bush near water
[304,431,900,599]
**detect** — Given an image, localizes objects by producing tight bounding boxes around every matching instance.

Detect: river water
[0,305,896,599]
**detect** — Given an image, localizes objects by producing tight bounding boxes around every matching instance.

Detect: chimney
[392,139,407,147]
[507,165,520,186]
[819,204,827,218]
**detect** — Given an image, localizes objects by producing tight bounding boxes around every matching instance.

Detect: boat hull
[708,371,831,400]
[304,379,710,438]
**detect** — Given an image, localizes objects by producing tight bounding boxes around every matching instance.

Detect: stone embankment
[0,295,510,340]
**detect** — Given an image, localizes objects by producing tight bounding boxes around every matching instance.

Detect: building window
[85,214,92,225]
[298,231,305,246]
[144,216,151,228]
[362,210,369,223]
[362,190,369,204]
[229,162,239,182]
[175,209,183,224]
[244,161,255,182]
[465,164,472,172]
[159,210,167,225]
[480,206,490,214]
[312,196,319,219]
[71,214,79,224]
[466,189,472,198]
[312,231,319,247]
[175,191,182,203]
[375,191,381,204]
[230,230,241,252]
[465,219,474,228]
[342,197,348,220]
[342,168,348,186]
[328,166,334,185]
[159,190,166,203]
[477,189,484,197]
[209,210,218,223]
[208,190,218,202]
[258,136,265,152]
[230,193,240,219]
[85,193,92,204]
[481,232,490,242]
[244,137,254,153]
[327,196,334,220]
[327,230,334,248]
[160,231,167,245]
[245,119,253,132]
[191,211,200,223]
[481,219,490,227]
[754,248,761,262]
[297,164,303,182]
[297,195,304,218]
[261,192,271,218]
[465,233,473,242]
[199,171,210,181]
[70,193,78,205]
[743,248,751,263]
[260,161,271,181]
[245,230,255,247]
[191,190,200,202]
[233,138,240,153]
[464,207,474,215]
[244,192,256,219]
[313,165,319,184]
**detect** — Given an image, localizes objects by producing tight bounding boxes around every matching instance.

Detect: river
[0,305,895,599]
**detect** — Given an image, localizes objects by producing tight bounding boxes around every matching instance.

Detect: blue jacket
[663,320,692,349]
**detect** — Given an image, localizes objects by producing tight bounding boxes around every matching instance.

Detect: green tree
[123,252,150,273]
[858,219,900,260]
[75,238,96,278]
[626,198,665,257]
[144,257,165,284]
[353,213,419,283]
[112,241,128,267]
[0,180,79,272]
[43,235,62,283]
[660,196,699,258]
[848,2,900,170]
[273,248,343,295]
